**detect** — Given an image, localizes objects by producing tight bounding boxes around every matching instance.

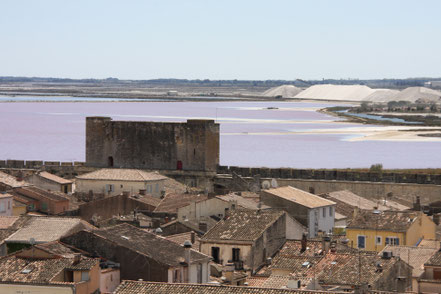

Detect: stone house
[9,186,70,215]
[61,223,212,283]
[200,209,305,274]
[25,171,73,194]
[380,245,438,292]
[0,243,100,294]
[346,210,436,252]
[75,168,168,197]
[261,186,336,237]
[419,250,441,293]
[0,193,13,216]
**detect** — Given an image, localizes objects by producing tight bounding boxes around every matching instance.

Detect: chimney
[322,235,331,253]
[191,231,195,244]
[414,196,421,211]
[122,191,130,197]
[73,253,81,265]
[183,240,192,283]
[16,171,23,182]
[353,206,359,218]
[139,189,146,195]
[224,262,234,282]
[301,233,307,253]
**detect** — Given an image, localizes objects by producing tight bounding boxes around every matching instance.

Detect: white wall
[75,179,165,197]
[178,198,229,222]
[308,205,335,237]
[200,243,252,268]
[286,215,306,239]
[0,197,13,216]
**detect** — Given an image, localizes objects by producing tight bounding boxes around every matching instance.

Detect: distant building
[85,117,219,172]
[0,171,30,191]
[346,210,436,252]
[0,193,13,216]
[25,171,73,194]
[200,209,305,273]
[420,250,441,292]
[261,186,336,237]
[9,186,70,215]
[61,223,212,283]
[75,168,168,197]
[0,242,100,294]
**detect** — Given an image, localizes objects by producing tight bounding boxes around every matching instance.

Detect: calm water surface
[0,100,440,168]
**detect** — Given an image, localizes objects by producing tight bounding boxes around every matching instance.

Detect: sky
[1,0,441,80]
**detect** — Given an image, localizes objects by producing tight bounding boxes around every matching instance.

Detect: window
[211,247,220,263]
[0,203,5,212]
[107,156,114,167]
[155,183,159,193]
[329,207,333,217]
[357,235,366,249]
[322,207,326,218]
[147,185,152,193]
[385,237,399,245]
[8,201,10,210]
[173,269,180,282]
[232,248,240,262]
[106,184,114,192]
[81,271,89,281]
[376,236,382,245]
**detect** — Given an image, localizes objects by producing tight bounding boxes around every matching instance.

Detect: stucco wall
[75,178,165,197]
[0,284,73,294]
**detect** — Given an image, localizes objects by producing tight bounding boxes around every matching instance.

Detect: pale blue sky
[1,0,440,80]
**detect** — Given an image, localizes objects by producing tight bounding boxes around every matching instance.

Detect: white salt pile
[390,87,441,103]
[294,84,375,101]
[362,89,400,102]
[262,85,303,98]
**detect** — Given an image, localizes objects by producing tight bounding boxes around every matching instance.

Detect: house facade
[346,210,436,252]
[25,171,73,194]
[261,186,336,237]
[75,168,168,197]
[0,193,13,216]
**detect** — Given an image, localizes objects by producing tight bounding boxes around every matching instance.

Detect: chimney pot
[191,231,195,244]
[139,189,146,195]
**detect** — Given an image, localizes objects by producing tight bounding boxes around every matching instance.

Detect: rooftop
[6,217,94,244]
[0,216,19,229]
[114,280,347,294]
[380,245,437,277]
[166,232,200,251]
[154,193,208,214]
[13,186,69,202]
[0,254,98,284]
[263,186,335,209]
[130,194,162,208]
[425,250,441,267]
[216,193,269,210]
[321,190,408,218]
[36,171,73,185]
[76,168,168,182]
[347,210,420,232]
[80,223,210,266]
[0,192,13,199]
[201,209,285,242]
[0,171,30,188]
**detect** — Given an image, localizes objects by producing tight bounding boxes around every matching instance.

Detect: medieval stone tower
[85,117,219,172]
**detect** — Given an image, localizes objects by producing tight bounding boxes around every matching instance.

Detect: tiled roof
[77,168,168,182]
[201,209,285,242]
[425,251,441,267]
[34,241,77,258]
[260,275,290,289]
[0,171,30,188]
[85,223,210,266]
[272,255,322,273]
[312,253,399,287]
[0,254,98,283]
[114,281,347,294]
[0,192,13,199]
[37,171,73,184]
[216,193,269,210]
[166,232,200,251]
[263,186,335,209]
[246,276,268,287]
[154,193,208,214]
[418,239,440,249]
[0,216,19,229]
[65,257,99,271]
[5,217,93,244]
[321,190,408,218]
[130,194,161,207]
[13,186,69,202]
[347,210,419,232]
[380,245,437,277]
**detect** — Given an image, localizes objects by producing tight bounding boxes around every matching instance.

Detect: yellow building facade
[346,211,436,252]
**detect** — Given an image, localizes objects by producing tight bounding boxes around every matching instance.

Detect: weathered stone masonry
[86,117,219,172]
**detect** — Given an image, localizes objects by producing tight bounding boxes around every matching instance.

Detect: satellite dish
[262,180,271,189]
[271,178,279,188]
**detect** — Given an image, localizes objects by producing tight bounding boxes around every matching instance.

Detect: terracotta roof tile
[0,216,19,229]
[425,250,441,267]
[0,171,30,188]
[166,232,200,251]
[263,186,335,209]
[201,209,285,242]
[37,171,73,184]
[114,281,347,294]
[77,168,168,182]
[154,193,208,214]
[347,210,419,232]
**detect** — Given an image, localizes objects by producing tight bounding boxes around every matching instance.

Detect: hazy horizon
[2,0,440,80]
